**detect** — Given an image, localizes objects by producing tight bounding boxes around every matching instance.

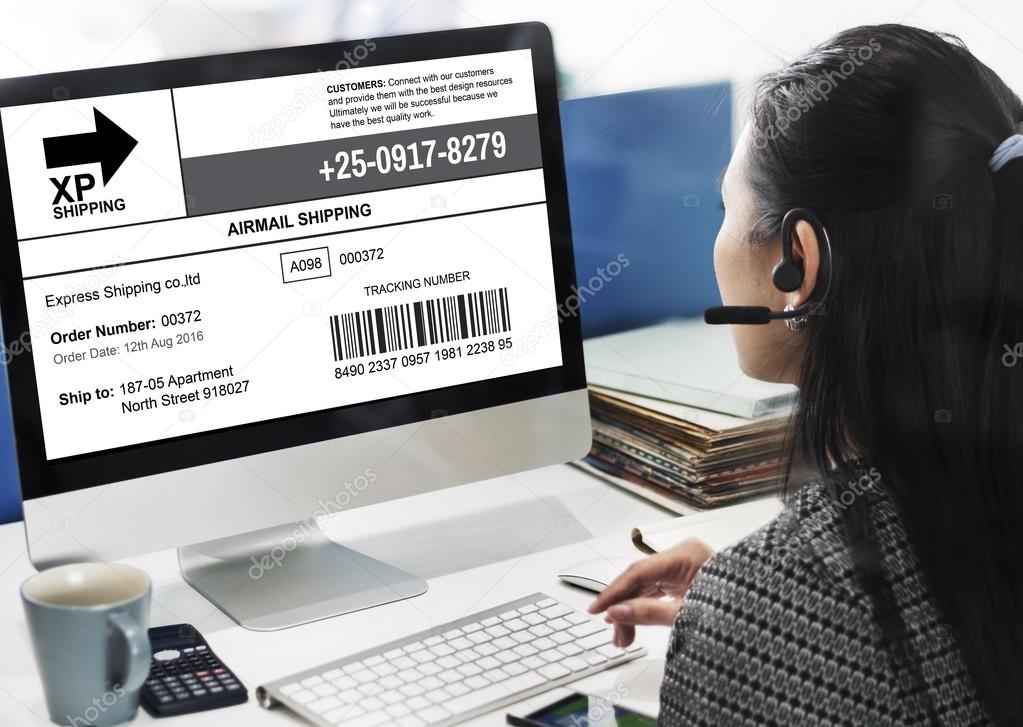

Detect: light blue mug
[21,563,152,727]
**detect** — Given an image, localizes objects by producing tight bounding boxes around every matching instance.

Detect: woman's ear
[788,219,821,308]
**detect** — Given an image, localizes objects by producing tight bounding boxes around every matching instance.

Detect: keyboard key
[598,644,626,659]
[280,682,302,695]
[568,621,604,638]
[557,643,583,656]
[481,617,501,627]
[563,656,589,672]
[442,629,463,640]
[496,651,519,664]
[438,669,462,684]
[323,669,344,680]
[361,696,385,711]
[485,625,511,638]
[537,598,557,608]
[301,676,324,688]
[420,706,451,724]
[399,683,424,697]
[449,637,473,650]
[437,655,460,670]
[428,643,454,657]
[513,644,538,657]
[538,663,571,680]
[386,703,412,717]
[396,717,425,727]
[418,662,441,676]
[498,610,519,620]
[344,711,390,727]
[309,696,342,714]
[383,649,403,660]
[420,676,444,690]
[465,675,489,690]
[291,689,316,705]
[517,604,538,615]
[392,656,416,670]
[504,618,529,632]
[541,604,572,619]
[482,667,509,683]
[579,632,613,650]
[424,688,448,703]
[477,656,501,670]
[522,613,545,626]
[475,642,499,657]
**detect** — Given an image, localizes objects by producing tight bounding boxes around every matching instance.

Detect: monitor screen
[0,26,583,497]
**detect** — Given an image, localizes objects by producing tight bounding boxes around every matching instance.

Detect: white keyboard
[256,592,646,727]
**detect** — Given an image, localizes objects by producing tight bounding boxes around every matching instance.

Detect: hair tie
[989,134,1023,172]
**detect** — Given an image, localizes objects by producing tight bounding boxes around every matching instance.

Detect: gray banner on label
[181,114,542,216]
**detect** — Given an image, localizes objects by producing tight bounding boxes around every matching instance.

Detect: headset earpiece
[771,208,806,293]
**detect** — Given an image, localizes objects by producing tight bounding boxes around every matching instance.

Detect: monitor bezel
[0,22,585,501]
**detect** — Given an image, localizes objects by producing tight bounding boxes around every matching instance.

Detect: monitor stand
[177,523,427,631]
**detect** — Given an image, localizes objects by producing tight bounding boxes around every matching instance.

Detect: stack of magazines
[578,385,790,511]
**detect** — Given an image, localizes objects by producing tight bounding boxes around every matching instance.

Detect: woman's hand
[588,538,714,647]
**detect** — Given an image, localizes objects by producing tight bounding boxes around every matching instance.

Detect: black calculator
[141,624,248,717]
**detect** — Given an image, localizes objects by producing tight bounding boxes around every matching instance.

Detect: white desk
[0,464,767,726]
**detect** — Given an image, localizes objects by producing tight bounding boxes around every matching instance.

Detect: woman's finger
[589,556,673,614]
[612,621,635,648]
[605,597,682,627]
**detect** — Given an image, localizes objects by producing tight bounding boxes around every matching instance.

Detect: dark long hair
[746,24,1023,723]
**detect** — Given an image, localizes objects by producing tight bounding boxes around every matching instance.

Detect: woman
[591,24,1023,726]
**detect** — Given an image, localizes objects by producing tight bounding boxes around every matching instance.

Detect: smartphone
[507,691,656,727]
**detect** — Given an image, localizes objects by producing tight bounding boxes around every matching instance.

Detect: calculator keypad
[144,644,244,706]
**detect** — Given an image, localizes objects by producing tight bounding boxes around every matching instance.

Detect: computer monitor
[0,23,589,630]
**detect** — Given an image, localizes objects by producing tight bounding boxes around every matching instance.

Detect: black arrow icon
[42,108,138,185]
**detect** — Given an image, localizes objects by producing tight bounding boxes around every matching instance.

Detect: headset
[704,207,833,325]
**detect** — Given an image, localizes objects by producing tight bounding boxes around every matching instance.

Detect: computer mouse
[557,557,635,593]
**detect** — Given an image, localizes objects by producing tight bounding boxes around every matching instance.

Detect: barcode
[330,287,511,361]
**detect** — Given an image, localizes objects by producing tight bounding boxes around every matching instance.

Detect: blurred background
[1,0,1021,522]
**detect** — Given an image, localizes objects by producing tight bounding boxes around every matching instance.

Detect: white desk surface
[0,464,770,727]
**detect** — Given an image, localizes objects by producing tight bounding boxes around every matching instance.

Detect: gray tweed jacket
[658,469,992,726]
